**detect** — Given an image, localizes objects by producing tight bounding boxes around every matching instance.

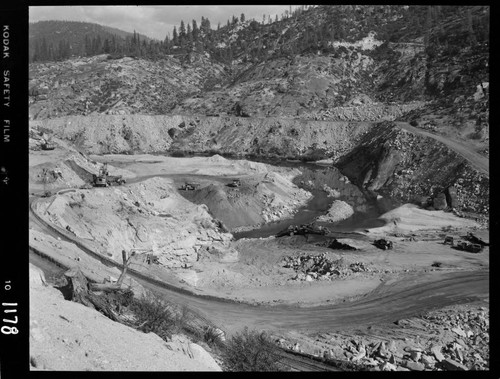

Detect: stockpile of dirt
[181,170,311,231]
[32,177,236,269]
[316,200,355,223]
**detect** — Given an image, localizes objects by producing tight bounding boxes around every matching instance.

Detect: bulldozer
[40,133,56,150]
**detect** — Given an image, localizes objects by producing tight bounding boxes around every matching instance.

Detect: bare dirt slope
[29,264,221,371]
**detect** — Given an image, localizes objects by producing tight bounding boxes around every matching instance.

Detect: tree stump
[63,268,94,309]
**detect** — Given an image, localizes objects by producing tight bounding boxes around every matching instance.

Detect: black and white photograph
[1,4,493,374]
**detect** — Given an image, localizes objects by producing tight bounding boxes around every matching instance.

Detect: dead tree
[63,266,130,324]
[89,249,135,292]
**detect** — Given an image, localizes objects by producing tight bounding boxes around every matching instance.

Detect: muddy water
[232,159,387,239]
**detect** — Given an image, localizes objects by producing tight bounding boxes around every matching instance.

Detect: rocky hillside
[32,115,489,217]
[28,5,489,218]
[336,122,489,216]
[29,6,488,124]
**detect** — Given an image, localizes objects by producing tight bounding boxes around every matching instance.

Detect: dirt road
[30,197,488,336]
[395,122,489,177]
[139,270,488,334]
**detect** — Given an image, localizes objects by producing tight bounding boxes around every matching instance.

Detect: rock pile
[282,253,370,282]
[281,304,489,371]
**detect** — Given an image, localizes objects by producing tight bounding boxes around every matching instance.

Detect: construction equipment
[443,236,454,245]
[463,232,489,246]
[276,224,329,238]
[373,239,393,250]
[92,163,126,187]
[179,182,200,191]
[454,240,483,253]
[227,179,241,188]
[40,133,56,150]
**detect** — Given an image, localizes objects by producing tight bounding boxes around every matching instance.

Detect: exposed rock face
[336,122,489,216]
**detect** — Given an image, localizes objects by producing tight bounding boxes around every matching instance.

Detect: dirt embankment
[32,115,375,160]
[29,264,221,371]
[32,177,236,269]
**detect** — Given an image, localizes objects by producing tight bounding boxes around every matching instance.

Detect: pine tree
[192,19,199,40]
[172,26,178,46]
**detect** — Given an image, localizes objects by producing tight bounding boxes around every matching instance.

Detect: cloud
[29,5,299,40]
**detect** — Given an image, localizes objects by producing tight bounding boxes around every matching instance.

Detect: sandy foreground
[29,264,221,371]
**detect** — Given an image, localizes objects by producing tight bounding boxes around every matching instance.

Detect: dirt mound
[182,173,311,230]
[316,200,355,223]
[32,177,236,268]
[366,204,481,235]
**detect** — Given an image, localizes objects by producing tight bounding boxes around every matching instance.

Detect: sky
[29,5,300,41]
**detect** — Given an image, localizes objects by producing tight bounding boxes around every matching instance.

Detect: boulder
[451,327,467,338]
[439,358,468,371]
[404,360,425,371]
[29,263,47,287]
[410,351,421,361]
[431,345,445,362]
[421,354,436,368]
[380,362,397,371]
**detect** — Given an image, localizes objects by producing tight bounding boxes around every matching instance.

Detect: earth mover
[373,239,393,250]
[40,133,56,150]
[179,182,200,191]
[227,179,241,188]
[92,163,126,187]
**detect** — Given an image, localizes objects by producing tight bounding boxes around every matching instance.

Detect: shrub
[221,327,287,371]
[128,294,178,340]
